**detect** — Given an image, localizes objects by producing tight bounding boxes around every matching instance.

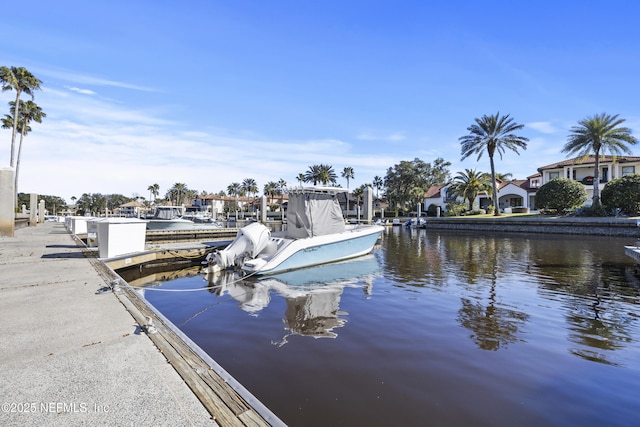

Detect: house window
[622,166,635,176]
[510,197,522,207]
[548,172,560,180]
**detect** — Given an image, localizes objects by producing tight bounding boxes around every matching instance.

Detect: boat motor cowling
[212,222,272,270]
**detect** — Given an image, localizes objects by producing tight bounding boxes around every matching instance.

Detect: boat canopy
[153,206,183,220]
[286,187,346,238]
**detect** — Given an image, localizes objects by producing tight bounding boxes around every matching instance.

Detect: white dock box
[69,216,94,235]
[86,219,99,247]
[96,218,147,258]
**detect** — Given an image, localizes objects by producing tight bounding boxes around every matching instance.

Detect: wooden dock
[85,238,286,426]
[145,227,240,243]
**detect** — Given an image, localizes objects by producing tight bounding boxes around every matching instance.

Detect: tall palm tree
[450,169,491,211]
[459,112,529,216]
[372,175,384,199]
[0,66,42,167]
[264,181,278,204]
[304,165,322,185]
[296,173,305,186]
[4,100,46,197]
[317,164,338,185]
[341,167,354,213]
[169,183,188,205]
[227,182,243,212]
[242,178,258,198]
[227,182,242,198]
[147,183,160,205]
[563,113,638,207]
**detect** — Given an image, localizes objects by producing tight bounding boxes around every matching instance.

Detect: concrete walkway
[0,221,215,426]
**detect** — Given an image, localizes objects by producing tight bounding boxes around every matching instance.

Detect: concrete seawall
[422,216,640,237]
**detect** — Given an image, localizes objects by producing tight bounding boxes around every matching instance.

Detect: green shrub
[468,209,486,215]
[577,204,608,217]
[601,174,640,215]
[535,178,587,214]
[445,200,466,216]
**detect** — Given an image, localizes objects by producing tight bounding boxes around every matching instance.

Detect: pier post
[261,196,267,223]
[364,186,373,224]
[39,199,45,223]
[29,193,37,226]
[0,167,15,236]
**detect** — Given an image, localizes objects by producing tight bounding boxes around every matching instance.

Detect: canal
[133,227,640,426]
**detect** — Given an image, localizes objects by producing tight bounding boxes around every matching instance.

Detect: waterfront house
[423,155,640,213]
[118,201,146,218]
[537,155,640,206]
[424,177,538,213]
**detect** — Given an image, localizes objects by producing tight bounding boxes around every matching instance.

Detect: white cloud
[34,66,157,92]
[527,121,558,134]
[4,88,400,203]
[66,86,97,96]
[356,131,406,142]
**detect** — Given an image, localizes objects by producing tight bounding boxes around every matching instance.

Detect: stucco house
[424,178,538,213]
[424,155,640,213]
[537,155,640,206]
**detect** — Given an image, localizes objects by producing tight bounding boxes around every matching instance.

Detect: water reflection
[204,255,381,344]
[134,228,640,426]
[381,227,640,364]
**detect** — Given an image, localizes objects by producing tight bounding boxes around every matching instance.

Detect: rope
[128,268,261,292]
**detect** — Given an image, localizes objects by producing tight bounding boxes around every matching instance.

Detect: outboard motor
[207,222,271,272]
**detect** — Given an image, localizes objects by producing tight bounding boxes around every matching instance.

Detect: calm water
[137,227,640,426]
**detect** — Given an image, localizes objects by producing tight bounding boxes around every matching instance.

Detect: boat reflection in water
[206,254,381,344]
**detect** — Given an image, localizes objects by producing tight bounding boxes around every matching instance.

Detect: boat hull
[241,225,383,276]
[146,219,196,230]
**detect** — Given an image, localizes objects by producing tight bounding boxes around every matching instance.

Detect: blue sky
[2,0,639,203]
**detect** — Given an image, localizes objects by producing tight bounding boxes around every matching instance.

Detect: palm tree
[242,178,258,198]
[459,112,529,216]
[147,183,160,205]
[303,165,322,185]
[0,66,42,167]
[342,167,354,213]
[227,182,242,198]
[169,183,188,205]
[227,182,243,212]
[320,164,338,185]
[495,172,513,181]
[372,175,384,199]
[353,185,366,212]
[450,169,491,211]
[8,100,45,197]
[264,181,278,204]
[563,113,638,207]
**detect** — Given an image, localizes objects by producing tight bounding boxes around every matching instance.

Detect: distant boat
[145,206,195,230]
[205,186,384,276]
[403,217,426,228]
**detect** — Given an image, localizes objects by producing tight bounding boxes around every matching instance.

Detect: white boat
[206,186,384,276]
[625,245,640,264]
[145,206,195,230]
